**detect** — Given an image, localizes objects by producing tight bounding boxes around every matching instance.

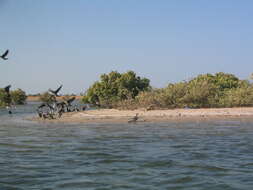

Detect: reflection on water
[1,104,253,189]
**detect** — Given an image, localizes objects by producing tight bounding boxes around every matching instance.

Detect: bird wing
[1,50,9,58]
[38,103,46,109]
[67,97,76,104]
[46,103,54,110]
[55,85,63,94]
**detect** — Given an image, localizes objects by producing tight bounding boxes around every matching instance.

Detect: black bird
[49,85,62,96]
[82,105,87,111]
[65,97,76,106]
[37,103,54,112]
[36,109,43,118]
[3,85,11,106]
[46,103,54,111]
[56,101,66,107]
[0,50,9,60]
[56,101,66,112]
[37,103,46,109]
[128,113,139,123]
[4,85,11,94]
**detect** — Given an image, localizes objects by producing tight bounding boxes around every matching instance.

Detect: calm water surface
[1,103,253,190]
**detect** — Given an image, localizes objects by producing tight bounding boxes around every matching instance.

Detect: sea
[0,102,253,190]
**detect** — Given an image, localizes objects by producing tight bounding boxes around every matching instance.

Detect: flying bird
[46,103,54,111]
[56,101,66,107]
[65,97,76,106]
[37,103,46,109]
[0,50,9,60]
[4,85,11,94]
[49,85,62,96]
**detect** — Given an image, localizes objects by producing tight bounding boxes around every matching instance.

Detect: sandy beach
[30,107,253,124]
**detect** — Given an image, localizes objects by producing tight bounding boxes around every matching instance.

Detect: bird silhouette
[56,101,66,107]
[49,85,62,96]
[37,103,46,109]
[46,103,54,111]
[65,97,76,106]
[4,85,11,94]
[0,50,9,60]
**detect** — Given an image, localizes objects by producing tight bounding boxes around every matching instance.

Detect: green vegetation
[10,89,27,105]
[0,88,27,107]
[82,71,151,108]
[83,71,253,109]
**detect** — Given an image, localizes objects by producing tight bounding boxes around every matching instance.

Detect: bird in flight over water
[65,97,76,106]
[49,85,63,96]
[0,50,9,60]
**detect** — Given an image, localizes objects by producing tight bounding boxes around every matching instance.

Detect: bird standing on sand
[0,50,9,60]
[128,113,139,123]
[49,85,63,96]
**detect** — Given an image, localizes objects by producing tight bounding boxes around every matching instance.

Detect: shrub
[10,89,27,105]
[0,88,27,107]
[82,71,151,108]
[219,86,253,107]
[83,71,253,109]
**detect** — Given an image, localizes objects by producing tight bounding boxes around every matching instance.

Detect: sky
[0,0,253,94]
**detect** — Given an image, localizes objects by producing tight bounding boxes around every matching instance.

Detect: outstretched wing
[46,103,54,110]
[55,85,63,94]
[67,97,76,105]
[38,103,46,109]
[1,50,9,58]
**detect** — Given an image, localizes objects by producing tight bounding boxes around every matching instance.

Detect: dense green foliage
[84,72,253,109]
[0,88,27,107]
[10,89,27,105]
[132,72,253,109]
[82,71,151,108]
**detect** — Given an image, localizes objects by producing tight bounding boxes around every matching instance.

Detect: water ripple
[1,105,253,189]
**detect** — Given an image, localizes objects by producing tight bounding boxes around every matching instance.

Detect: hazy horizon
[0,0,253,94]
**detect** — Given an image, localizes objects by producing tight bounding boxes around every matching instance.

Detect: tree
[10,89,27,105]
[82,71,151,108]
[0,88,27,107]
[0,89,10,107]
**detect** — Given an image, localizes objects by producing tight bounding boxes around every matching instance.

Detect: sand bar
[30,107,253,124]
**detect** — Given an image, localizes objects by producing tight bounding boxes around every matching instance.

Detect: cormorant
[0,50,9,60]
[65,97,75,106]
[4,85,11,94]
[37,103,46,109]
[49,85,62,96]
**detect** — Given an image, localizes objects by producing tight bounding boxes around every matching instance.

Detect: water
[1,104,253,189]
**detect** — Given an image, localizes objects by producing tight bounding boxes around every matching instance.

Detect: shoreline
[29,107,253,124]
[26,96,82,102]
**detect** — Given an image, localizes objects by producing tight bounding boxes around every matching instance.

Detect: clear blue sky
[0,0,253,94]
